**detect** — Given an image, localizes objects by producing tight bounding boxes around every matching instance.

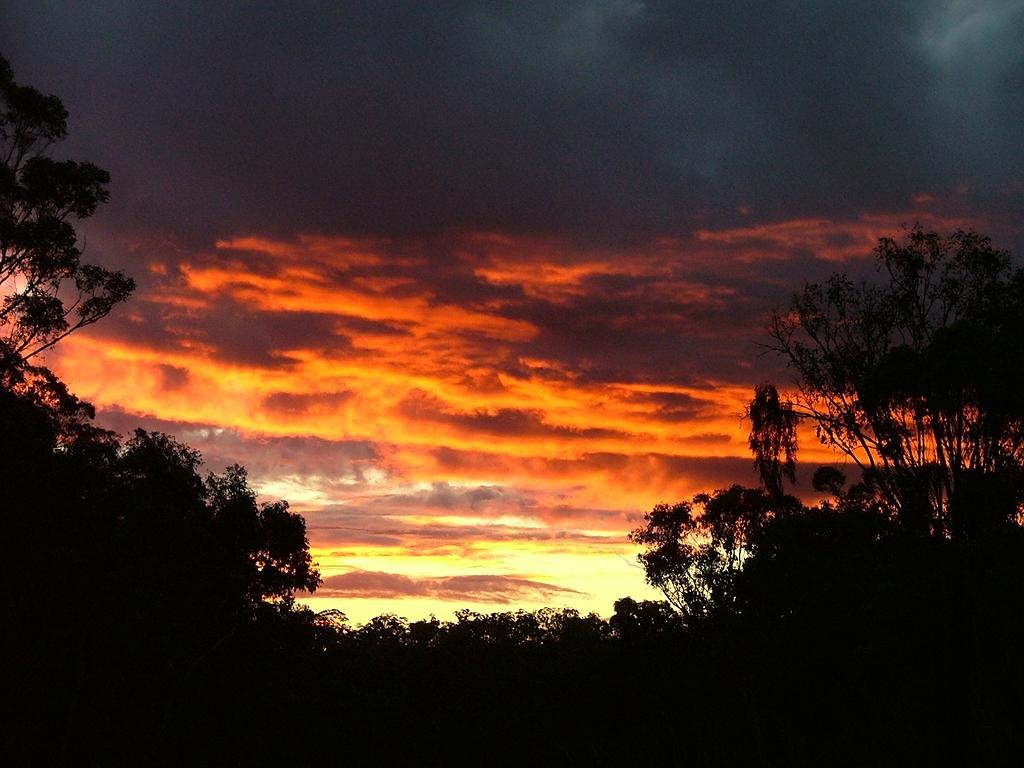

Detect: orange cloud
[695,211,977,262]
[47,216,954,621]
[316,570,584,603]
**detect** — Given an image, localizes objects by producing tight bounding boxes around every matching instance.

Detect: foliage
[0,54,133,372]
[4,388,315,584]
[204,462,321,601]
[768,227,1024,536]
[2,380,322,763]
[747,382,798,496]
[632,228,1024,626]
[629,485,802,621]
[608,596,682,639]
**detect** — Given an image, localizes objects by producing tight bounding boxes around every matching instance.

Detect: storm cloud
[3,1,1021,249]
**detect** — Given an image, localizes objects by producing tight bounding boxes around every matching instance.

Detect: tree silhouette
[632,228,1024,624]
[629,485,802,621]
[205,462,321,602]
[2,397,323,765]
[747,382,798,496]
[0,54,133,374]
[0,56,330,765]
[767,227,1024,536]
[608,596,681,639]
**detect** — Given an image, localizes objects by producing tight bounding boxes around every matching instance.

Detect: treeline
[4,362,1024,766]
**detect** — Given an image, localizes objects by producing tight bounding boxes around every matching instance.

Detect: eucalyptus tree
[762,227,1024,536]
[0,54,133,373]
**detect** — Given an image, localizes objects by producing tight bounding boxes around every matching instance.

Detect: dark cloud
[200,304,356,368]
[301,489,637,552]
[3,1,1020,249]
[307,481,516,518]
[307,500,625,544]
[511,291,762,385]
[262,390,356,415]
[92,407,381,484]
[83,292,356,370]
[396,389,626,439]
[311,521,621,552]
[318,570,584,603]
[372,482,510,512]
[630,390,705,422]
[156,364,190,391]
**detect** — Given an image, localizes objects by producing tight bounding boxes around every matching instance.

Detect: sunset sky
[4,2,1022,622]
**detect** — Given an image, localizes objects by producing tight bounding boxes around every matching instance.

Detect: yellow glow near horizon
[46,220,931,622]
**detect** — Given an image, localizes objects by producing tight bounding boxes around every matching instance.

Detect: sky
[4,1,1023,622]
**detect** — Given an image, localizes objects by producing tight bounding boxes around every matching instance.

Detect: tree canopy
[1,60,321,764]
[629,485,803,623]
[0,55,133,373]
[634,227,1024,622]
[764,227,1024,537]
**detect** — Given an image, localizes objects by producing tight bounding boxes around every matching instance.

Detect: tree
[608,597,681,640]
[765,227,1024,537]
[114,430,321,604]
[2,406,324,765]
[0,54,133,374]
[0,57,332,767]
[204,462,321,602]
[629,485,802,621]
[747,382,798,496]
